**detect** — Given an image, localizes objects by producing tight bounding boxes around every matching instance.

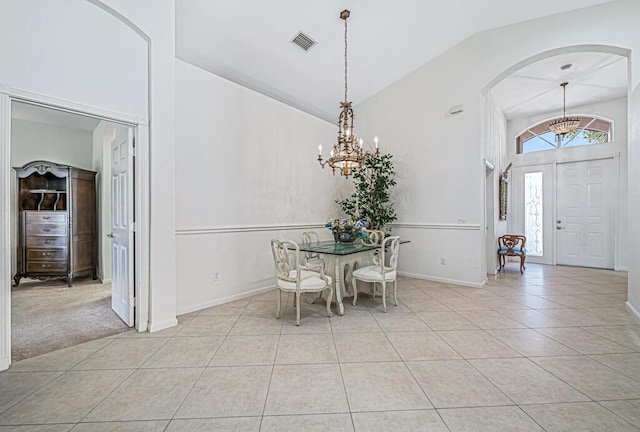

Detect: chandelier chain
[344,14,348,103]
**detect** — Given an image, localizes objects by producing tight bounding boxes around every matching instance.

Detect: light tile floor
[1,264,639,431]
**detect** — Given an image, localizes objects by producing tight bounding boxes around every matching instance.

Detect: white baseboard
[176,284,275,316]
[100,278,112,284]
[614,266,628,272]
[0,355,9,371]
[148,318,178,333]
[398,271,485,288]
[626,301,640,322]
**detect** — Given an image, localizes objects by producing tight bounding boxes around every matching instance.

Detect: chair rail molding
[175,222,327,236]
[391,222,482,231]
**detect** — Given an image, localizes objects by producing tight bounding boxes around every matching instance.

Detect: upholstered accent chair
[497,235,527,274]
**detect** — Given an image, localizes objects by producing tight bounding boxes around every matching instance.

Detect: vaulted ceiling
[492,52,628,120]
[176,0,614,122]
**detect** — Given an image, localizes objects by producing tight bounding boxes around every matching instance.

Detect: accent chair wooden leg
[275,288,281,319]
[352,276,358,306]
[326,287,333,317]
[295,292,301,326]
[520,256,525,274]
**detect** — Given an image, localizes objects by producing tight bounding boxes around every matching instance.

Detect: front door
[556,159,614,269]
[110,128,135,326]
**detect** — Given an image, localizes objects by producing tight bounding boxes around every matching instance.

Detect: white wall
[92,122,108,282]
[98,0,177,331]
[507,97,628,269]
[11,119,93,169]
[0,0,147,118]
[628,84,640,317]
[0,0,178,332]
[175,59,340,314]
[354,0,640,288]
[484,92,509,274]
[10,119,93,276]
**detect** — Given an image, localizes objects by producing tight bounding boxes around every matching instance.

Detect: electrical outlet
[213,271,219,282]
[458,217,466,224]
[440,257,446,265]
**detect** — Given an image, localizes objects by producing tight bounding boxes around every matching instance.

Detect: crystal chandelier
[318,9,378,177]
[549,82,580,138]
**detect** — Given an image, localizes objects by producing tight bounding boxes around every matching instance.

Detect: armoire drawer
[26,236,67,248]
[26,249,67,261]
[26,223,67,236]
[25,212,67,224]
[26,262,67,273]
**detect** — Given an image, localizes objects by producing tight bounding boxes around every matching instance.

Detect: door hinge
[131,221,137,232]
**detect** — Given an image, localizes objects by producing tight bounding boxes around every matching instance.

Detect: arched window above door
[516,116,613,154]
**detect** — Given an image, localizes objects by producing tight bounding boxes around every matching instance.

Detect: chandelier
[318,9,378,177]
[549,82,580,138]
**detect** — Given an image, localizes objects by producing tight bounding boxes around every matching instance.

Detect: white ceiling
[492,52,628,120]
[176,0,614,122]
[11,102,101,132]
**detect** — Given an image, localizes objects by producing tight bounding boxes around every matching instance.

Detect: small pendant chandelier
[318,9,378,177]
[549,82,580,140]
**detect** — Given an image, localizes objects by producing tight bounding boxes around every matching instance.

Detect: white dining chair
[351,235,400,312]
[271,239,333,325]
[302,231,325,268]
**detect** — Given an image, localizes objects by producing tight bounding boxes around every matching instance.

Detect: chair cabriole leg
[276,288,281,319]
[393,280,398,306]
[352,276,358,306]
[295,292,301,326]
[382,281,387,312]
[326,287,333,317]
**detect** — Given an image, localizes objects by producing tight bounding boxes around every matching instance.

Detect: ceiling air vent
[290,31,317,52]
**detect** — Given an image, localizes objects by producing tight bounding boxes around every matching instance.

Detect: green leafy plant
[336,152,397,230]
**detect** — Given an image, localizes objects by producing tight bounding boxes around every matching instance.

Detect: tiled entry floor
[0,264,639,431]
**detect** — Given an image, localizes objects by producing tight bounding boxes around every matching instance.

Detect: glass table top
[297,239,409,256]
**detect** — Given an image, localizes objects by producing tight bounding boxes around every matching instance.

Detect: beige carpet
[11,278,130,361]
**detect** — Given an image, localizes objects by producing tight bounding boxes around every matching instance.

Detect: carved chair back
[497,235,526,255]
[270,239,299,283]
[302,231,322,262]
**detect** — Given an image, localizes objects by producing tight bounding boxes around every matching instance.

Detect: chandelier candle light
[318,9,379,177]
[549,82,580,143]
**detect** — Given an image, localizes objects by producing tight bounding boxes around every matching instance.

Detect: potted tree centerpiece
[336,152,397,234]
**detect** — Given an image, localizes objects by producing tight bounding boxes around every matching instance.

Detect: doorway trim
[484,159,498,276]
[0,85,150,370]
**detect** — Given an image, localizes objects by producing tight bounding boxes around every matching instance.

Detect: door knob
[107,232,114,238]
[556,226,565,230]
[556,220,562,224]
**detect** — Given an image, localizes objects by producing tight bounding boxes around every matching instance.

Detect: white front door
[110,128,134,326]
[556,159,614,269]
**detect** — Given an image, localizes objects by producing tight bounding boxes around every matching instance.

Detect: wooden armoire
[13,161,97,287]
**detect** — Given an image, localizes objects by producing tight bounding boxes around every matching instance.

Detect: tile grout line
[329,308,357,432]
[257,290,289,431]
[168,294,254,426]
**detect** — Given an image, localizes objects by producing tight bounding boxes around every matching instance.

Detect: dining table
[297,239,409,315]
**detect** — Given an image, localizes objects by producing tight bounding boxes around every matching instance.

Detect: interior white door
[110,128,134,326]
[556,159,614,269]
